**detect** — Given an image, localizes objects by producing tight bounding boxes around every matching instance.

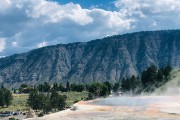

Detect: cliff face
[0,30,180,87]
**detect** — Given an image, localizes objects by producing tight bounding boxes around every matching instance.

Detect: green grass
[0,91,88,112]
[0,94,29,112]
[60,91,88,106]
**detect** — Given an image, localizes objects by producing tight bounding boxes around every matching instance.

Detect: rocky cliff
[0,30,180,87]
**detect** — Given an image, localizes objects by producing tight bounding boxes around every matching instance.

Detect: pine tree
[50,90,67,111]
[4,89,12,107]
[66,82,70,92]
[57,95,67,110]
[104,81,112,95]
[50,90,59,111]
[0,89,5,107]
[141,64,157,90]
[41,93,51,114]
[27,90,40,111]
[0,87,13,108]
[53,83,59,91]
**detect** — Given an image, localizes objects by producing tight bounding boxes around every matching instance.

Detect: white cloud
[114,0,180,14]
[0,0,133,56]
[0,0,11,13]
[0,0,180,56]
[36,41,47,48]
[0,38,6,52]
[150,21,157,28]
[114,0,180,30]
[26,1,93,25]
[12,41,17,47]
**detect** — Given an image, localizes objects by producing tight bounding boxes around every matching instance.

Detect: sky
[0,0,180,57]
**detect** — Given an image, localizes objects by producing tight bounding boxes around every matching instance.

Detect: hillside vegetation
[154,69,180,95]
[0,92,88,112]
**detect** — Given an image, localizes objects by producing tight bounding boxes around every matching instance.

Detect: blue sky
[0,0,180,57]
[53,0,115,9]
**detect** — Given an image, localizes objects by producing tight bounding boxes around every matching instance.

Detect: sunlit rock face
[0,30,180,87]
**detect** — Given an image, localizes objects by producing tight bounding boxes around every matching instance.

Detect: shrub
[38,112,44,117]
[9,118,15,120]
[70,106,78,111]
[74,100,80,103]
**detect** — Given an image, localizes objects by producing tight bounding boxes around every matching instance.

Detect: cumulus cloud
[0,0,180,56]
[36,41,47,48]
[114,0,180,30]
[0,0,133,56]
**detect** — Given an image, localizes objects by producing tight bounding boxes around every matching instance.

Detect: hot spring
[28,69,180,120]
[28,96,180,120]
[91,96,170,106]
[90,95,180,115]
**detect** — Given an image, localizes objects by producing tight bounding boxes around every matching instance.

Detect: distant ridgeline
[0,30,180,87]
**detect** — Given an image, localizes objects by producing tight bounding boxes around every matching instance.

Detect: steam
[90,69,180,115]
[92,96,171,106]
[153,69,180,96]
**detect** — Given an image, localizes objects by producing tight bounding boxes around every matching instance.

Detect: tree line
[18,82,87,94]
[27,89,67,114]
[18,64,172,96]
[121,65,172,94]
[0,86,13,108]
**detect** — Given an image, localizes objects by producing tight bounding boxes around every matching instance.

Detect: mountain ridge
[0,30,180,87]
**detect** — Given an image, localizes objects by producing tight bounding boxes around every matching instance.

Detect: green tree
[57,95,67,110]
[104,81,112,95]
[52,83,59,91]
[4,89,12,107]
[88,83,109,98]
[27,90,41,111]
[50,90,67,111]
[121,75,141,94]
[71,84,85,92]
[141,64,157,90]
[50,90,59,111]
[163,65,172,80]
[0,89,5,107]
[41,93,51,114]
[37,84,44,92]
[100,84,108,97]
[37,82,51,93]
[58,84,67,92]
[121,78,130,92]
[89,83,102,97]
[20,84,28,88]
[66,82,70,92]
[85,84,90,91]
[28,90,53,113]
[43,82,51,92]
[113,82,120,93]
[157,69,164,82]
[0,88,13,108]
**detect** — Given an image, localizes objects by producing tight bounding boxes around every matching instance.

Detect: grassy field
[0,92,88,112]
[0,94,29,112]
[61,91,88,106]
